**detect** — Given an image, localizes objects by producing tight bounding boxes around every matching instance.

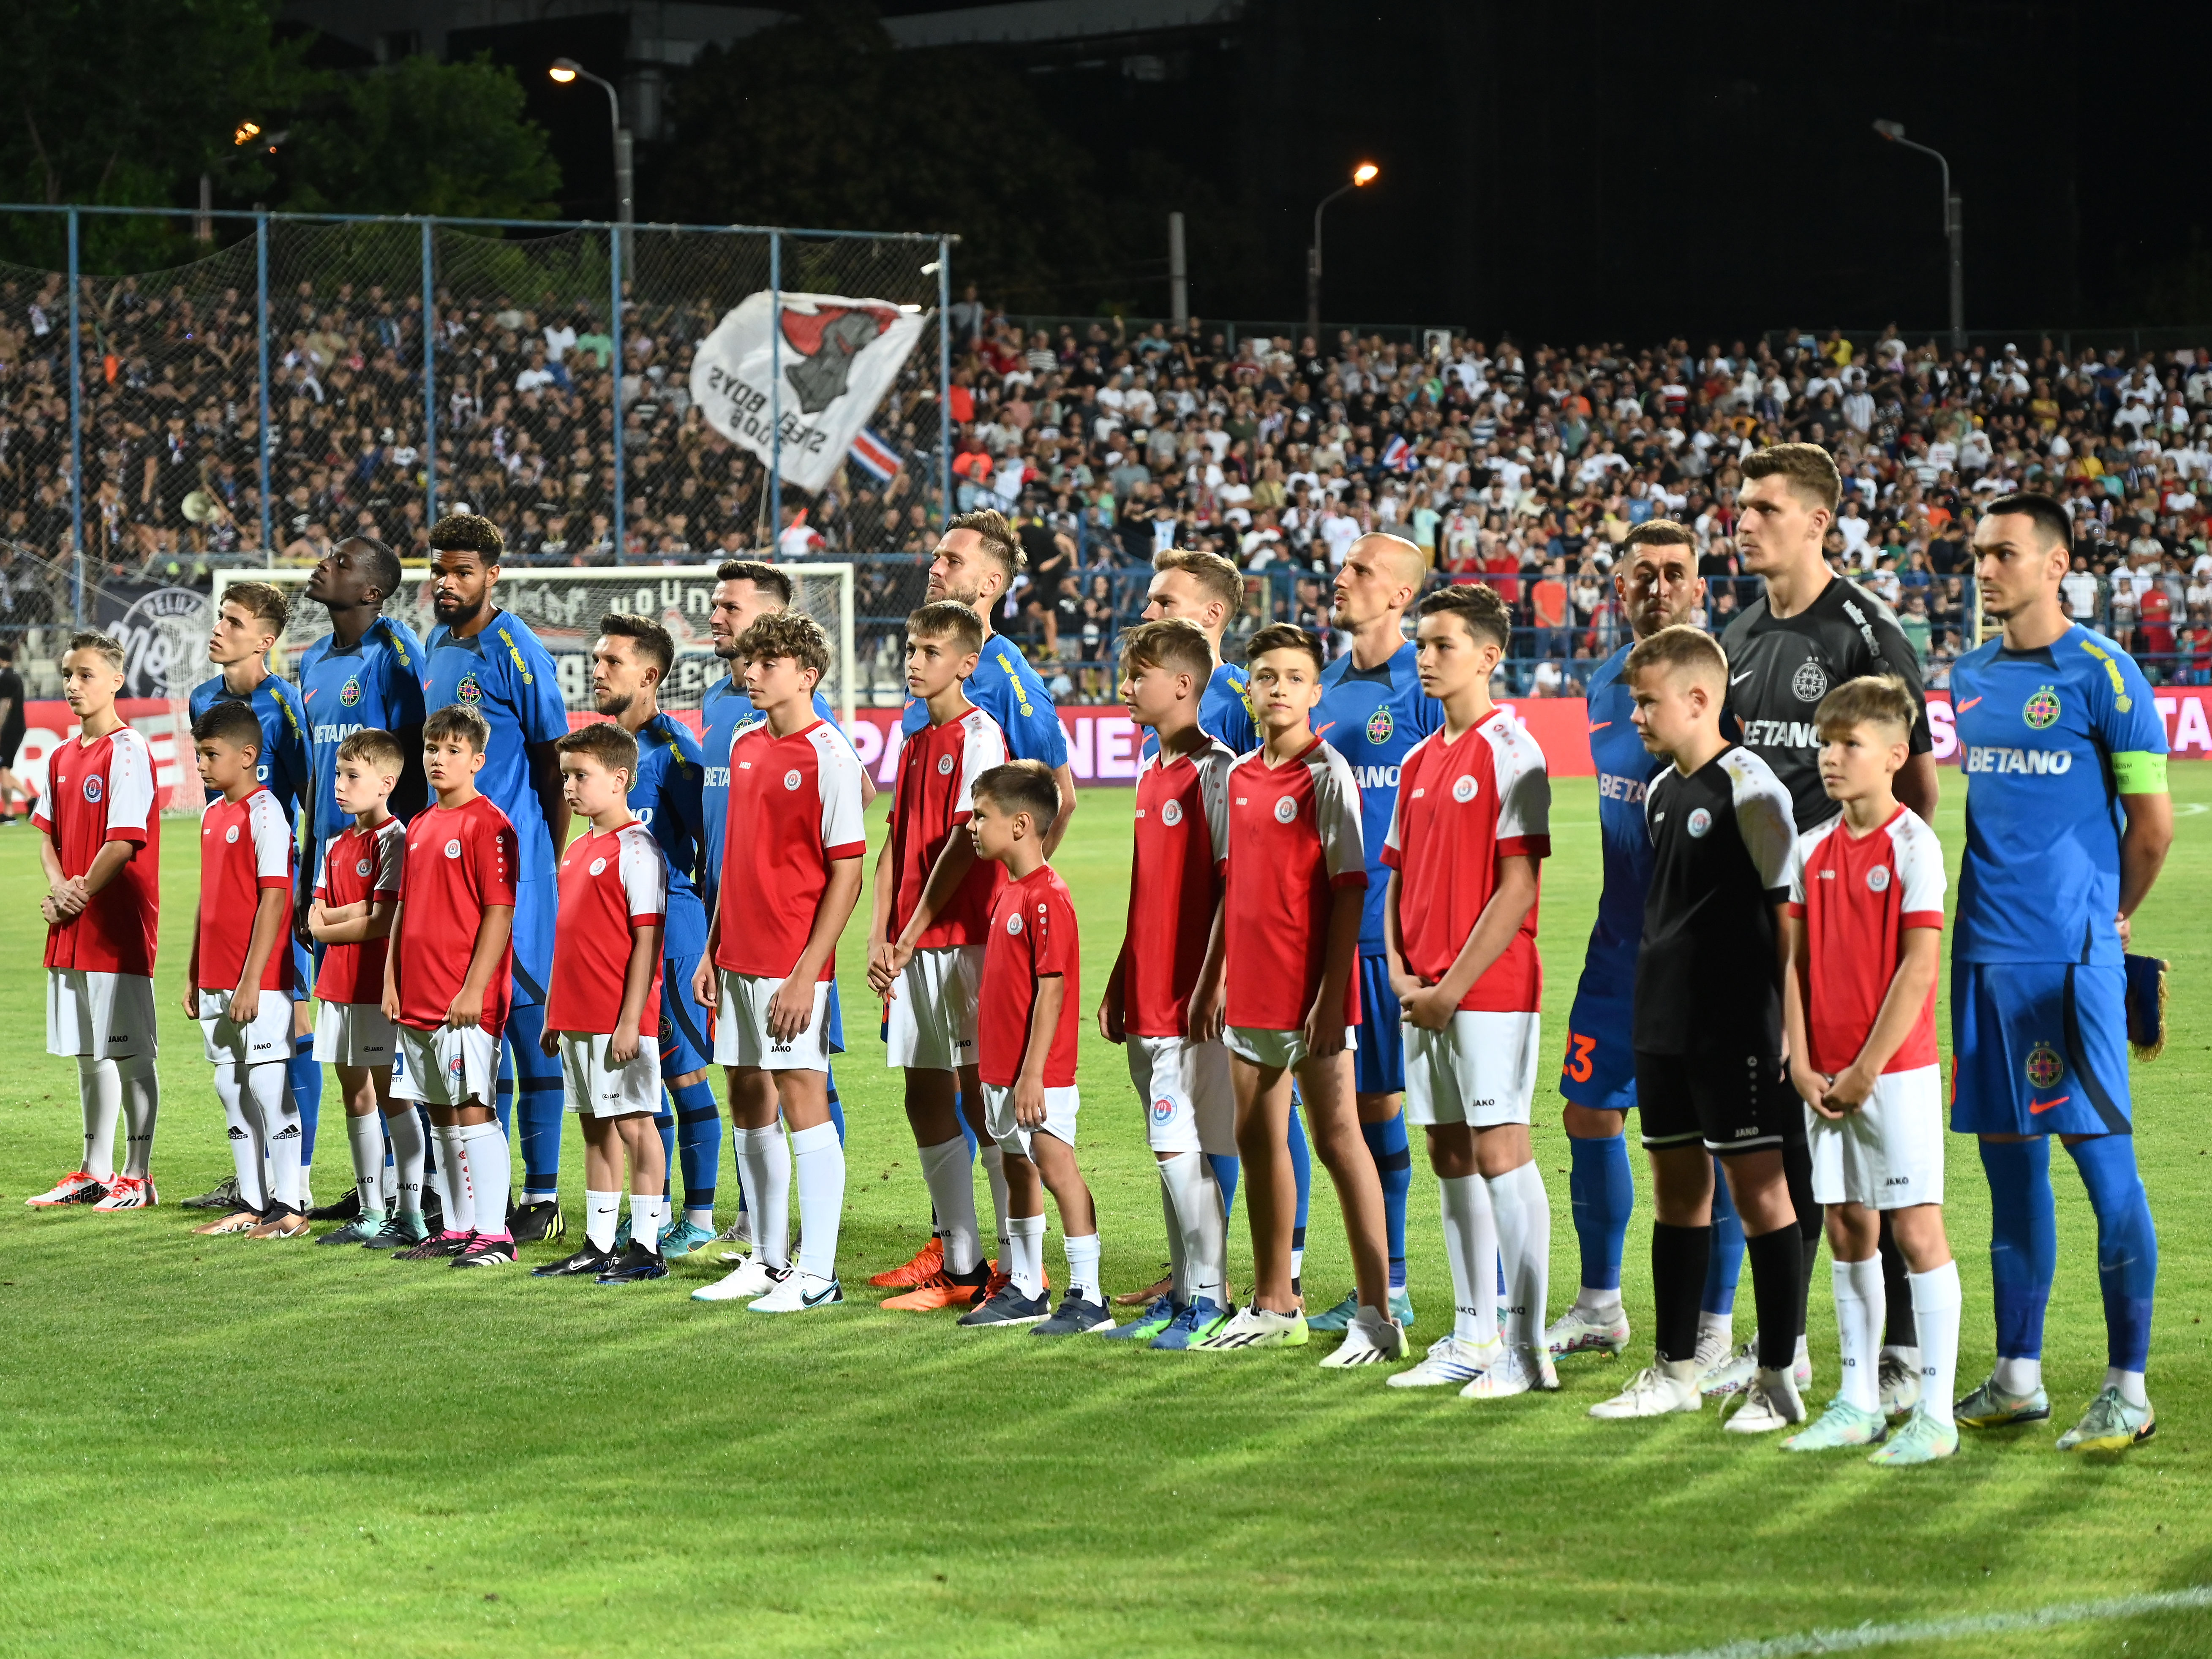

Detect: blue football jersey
[1316,640,1442,952]
[189,670,312,826]
[700,674,844,889]
[421,609,568,880]
[1577,643,1667,998]
[297,615,428,851]
[902,634,1068,767]
[1953,625,2166,967]
[1140,661,1259,762]
[629,709,708,953]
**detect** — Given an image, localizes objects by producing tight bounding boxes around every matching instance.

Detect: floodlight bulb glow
[234,121,261,145]
[550,64,579,82]
[1353,163,1379,185]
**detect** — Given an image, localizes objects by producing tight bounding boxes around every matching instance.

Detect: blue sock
[826,1063,847,1146]
[1980,1137,2058,1362]
[1703,1158,1745,1317]
[2065,1135,2158,1374]
[1360,1114,1411,1290]
[671,1077,721,1213]
[1206,1153,1239,1220]
[504,1002,564,1199]
[1287,1096,1311,1268]
[287,1033,322,1174]
[654,1111,676,1198]
[1567,1131,1632,1294]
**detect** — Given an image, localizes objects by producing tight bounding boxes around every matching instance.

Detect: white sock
[116,1054,158,1178]
[1160,1151,1226,1309]
[1063,1232,1101,1302]
[1438,1173,1500,1345]
[1486,1160,1551,1350]
[736,1126,791,1269]
[249,1063,302,1210]
[1576,1283,1625,1319]
[977,1141,1012,1251]
[76,1056,120,1179]
[1291,1242,1305,1284]
[1833,1256,1885,1413]
[384,1110,425,1216]
[586,1188,620,1253]
[918,1134,983,1276]
[629,1190,663,1252]
[1910,1260,1962,1425]
[1158,1176,1188,1301]
[212,1063,268,1211]
[1697,1310,1734,1352]
[1992,1354,2043,1397]
[458,1121,512,1237]
[684,1202,714,1231]
[791,1121,844,1281]
[1007,1213,1046,1299]
[1793,1332,1812,1376]
[432,1123,471,1232]
[2107,1368,2149,1410]
[346,1114,386,1215]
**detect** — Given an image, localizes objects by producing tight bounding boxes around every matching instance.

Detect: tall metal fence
[0,205,957,623]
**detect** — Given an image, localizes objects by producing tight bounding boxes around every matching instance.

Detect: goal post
[214,563,858,728]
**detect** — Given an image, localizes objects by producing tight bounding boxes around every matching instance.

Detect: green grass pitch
[3,770,2211,1659]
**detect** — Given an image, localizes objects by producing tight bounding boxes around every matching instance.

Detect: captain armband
[2111,751,2167,794]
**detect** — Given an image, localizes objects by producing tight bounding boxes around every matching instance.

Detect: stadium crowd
[6,255,2212,686]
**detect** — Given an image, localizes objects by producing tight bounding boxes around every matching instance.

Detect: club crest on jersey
[659,1013,673,1042]
[1273,795,1297,824]
[224,824,240,843]
[1160,799,1184,827]
[455,673,482,705]
[589,858,607,876]
[443,839,462,859]
[1866,865,1891,892]
[1452,775,1478,804]
[1792,660,1829,703]
[2024,685,2062,730]
[1366,707,1394,744]
[340,677,362,708]
[937,753,955,775]
[355,859,372,877]
[1686,807,1713,838]
[2025,1042,2064,1090]
[1005,911,1024,935]
[783,769,803,791]
[83,774,103,803]
[1150,1096,1177,1126]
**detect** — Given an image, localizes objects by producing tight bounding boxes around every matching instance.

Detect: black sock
[1651,1222,1712,1363]
[1878,1211,1916,1347]
[1783,1136,1819,1336]
[1745,1224,1804,1373]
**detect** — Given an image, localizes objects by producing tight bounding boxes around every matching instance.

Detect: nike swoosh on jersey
[1588,721,1611,732]
[1729,671,1754,685]
[1956,696,1983,712]
[1314,720,1338,737]
[2029,1095,2070,1114]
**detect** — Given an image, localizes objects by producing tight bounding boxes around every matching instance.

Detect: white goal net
[213,563,857,726]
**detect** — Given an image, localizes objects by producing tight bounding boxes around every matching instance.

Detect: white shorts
[314,1001,397,1068]
[197,985,296,1067]
[1403,1010,1542,1129]
[714,973,832,1072]
[884,945,983,1071]
[389,1023,499,1107]
[1128,1033,1235,1156]
[1224,1025,1355,1072]
[46,969,157,1061]
[981,1079,1080,1157]
[1808,1063,1945,1210]
[558,1030,663,1118]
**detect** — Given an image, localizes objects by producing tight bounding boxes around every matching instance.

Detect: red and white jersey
[547,820,667,1036]
[313,816,405,1005]
[38,723,159,976]
[888,704,1006,947]
[1223,737,1366,1032]
[715,718,866,981]
[978,862,1081,1088]
[394,794,518,1039]
[1382,709,1552,1013]
[1786,806,1945,1076]
[195,787,295,995]
[1124,737,1236,1037]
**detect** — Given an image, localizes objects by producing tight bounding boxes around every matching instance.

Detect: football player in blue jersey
[1950,492,2173,1453]
[590,613,722,1259]
[1307,532,1439,1330]
[181,581,318,1210]
[1138,549,1258,755]
[420,515,572,1245]
[1546,521,1751,1368]
[701,561,870,1254]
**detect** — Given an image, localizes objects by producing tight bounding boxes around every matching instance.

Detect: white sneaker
[1590,1363,1702,1419]
[750,1271,844,1313]
[692,1256,790,1303]
[1319,1306,1408,1368]
[1723,1368,1807,1433]
[714,1212,755,1259]
[1878,1351,1922,1417]
[1699,1337,1757,1397]
[1544,1304,1630,1357]
[1460,1344,1561,1400]
[1692,1322,1735,1373]
[1388,1335,1500,1388]
[1193,1306,1308,1351]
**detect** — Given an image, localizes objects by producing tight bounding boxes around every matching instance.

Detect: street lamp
[1307,161,1379,348]
[1873,120,1964,354]
[552,58,633,250]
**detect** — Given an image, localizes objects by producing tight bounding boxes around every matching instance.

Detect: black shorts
[1634,1047,1803,1156]
[0,728,22,769]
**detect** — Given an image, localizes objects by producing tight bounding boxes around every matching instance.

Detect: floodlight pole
[1874,121,1964,353]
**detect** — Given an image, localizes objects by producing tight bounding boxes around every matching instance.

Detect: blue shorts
[659,944,714,1078]
[291,937,316,1006]
[825,980,845,1057]
[1353,954,1405,1096]
[1950,959,2132,1138]
[1559,980,1637,1113]
[509,874,556,1009]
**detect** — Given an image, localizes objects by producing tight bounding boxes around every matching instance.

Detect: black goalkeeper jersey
[1719,574,1931,831]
